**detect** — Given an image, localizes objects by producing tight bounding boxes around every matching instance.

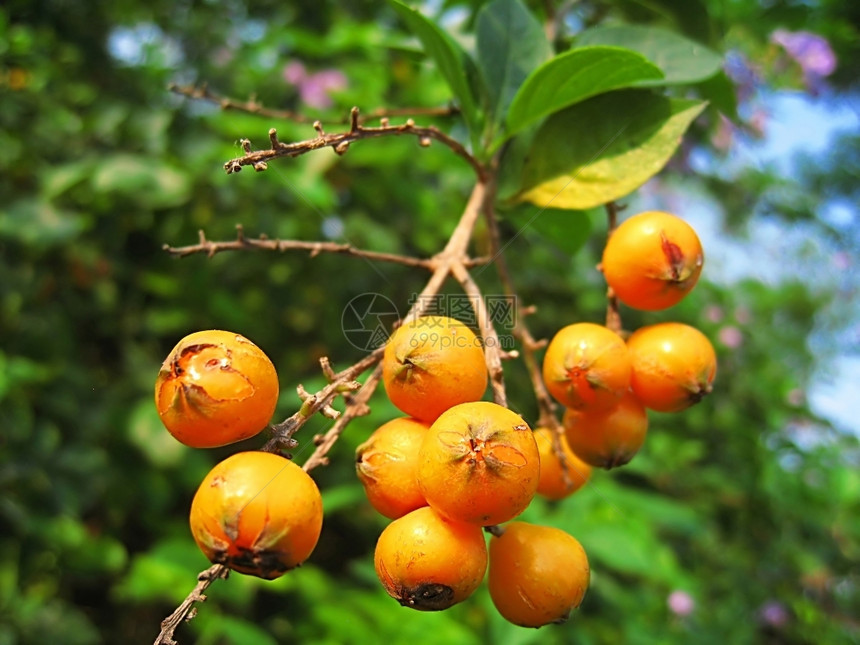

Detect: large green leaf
[90,154,191,209]
[576,24,723,85]
[475,0,551,133]
[505,46,664,138]
[389,0,484,137]
[508,90,706,210]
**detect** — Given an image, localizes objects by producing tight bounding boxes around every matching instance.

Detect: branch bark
[223,107,487,182]
[169,83,459,124]
[162,225,490,269]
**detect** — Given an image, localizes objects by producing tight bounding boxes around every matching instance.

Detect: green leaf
[388,0,483,137]
[505,204,593,258]
[505,46,664,139]
[697,69,740,123]
[198,615,279,645]
[127,398,187,467]
[0,198,89,248]
[475,0,551,133]
[90,154,191,209]
[509,90,706,210]
[40,159,94,199]
[575,24,723,85]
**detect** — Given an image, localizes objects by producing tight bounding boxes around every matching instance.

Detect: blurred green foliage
[1,0,858,643]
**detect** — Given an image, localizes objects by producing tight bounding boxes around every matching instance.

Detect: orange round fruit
[189,451,323,579]
[356,417,429,519]
[542,323,631,412]
[488,522,590,627]
[155,330,279,448]
[533,427,592,500]
[602,210,704,311]
[627,322,717,412]
[417,401,539,526]
[382,315,488,423]
[374,506,487,611]
[562,391,648,469]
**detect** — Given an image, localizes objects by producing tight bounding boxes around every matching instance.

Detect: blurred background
[1,0,858,643]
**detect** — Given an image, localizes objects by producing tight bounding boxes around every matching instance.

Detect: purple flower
[771,29,837,92]
[724,51,761,104]
[283,60,347,109]
[759,600,790,628]
[667,590,695,617]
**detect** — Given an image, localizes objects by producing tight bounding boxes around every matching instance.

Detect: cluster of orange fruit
[151,209,716,629]
[359,315,591,626]
[546,210,717,471]
[358,210,717,626]
[154,330,323,579]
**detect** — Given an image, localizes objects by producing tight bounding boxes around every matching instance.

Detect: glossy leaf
[475,0,551,133]
[504,203,593,258]
[505,46,664,138]
[509,90,706,210]
[389,0,484,137]
[697,69,741,122]
[575,24,723,85]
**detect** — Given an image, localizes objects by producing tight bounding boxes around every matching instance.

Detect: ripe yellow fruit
[374,506,487,611]
[627,322,717,412]
[189,451,323,579]
[356,417,429,519]
[562,391,648,469]
[382,316,488,422]
[155,330,279,448]
[488,522,590,627]
[602,210,704,311]
[417,402,540,526]
[533,427,592,500]
[542,323,631,412]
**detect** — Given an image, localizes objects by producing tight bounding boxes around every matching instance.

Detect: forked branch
[223,107,487,181]
[163,225,490,269]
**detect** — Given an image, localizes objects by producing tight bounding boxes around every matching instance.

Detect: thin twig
[263,349,385,451]
[223,107,487,182]
[450,261,507,408]
[169,83,459,124]
[163,225,491,268]
[155,565,228,645]
[165,225,431,268]
[302,365,381,472]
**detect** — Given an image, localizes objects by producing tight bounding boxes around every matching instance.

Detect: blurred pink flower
[832,251,851,271]
[734,306,752,325]
[712,114,735,152]
[719,326,743,349]
[705,305,725,323]
[283,60,307,84]
[786,389,805,407]
[283,60,347,109]
[667,590,695,616]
